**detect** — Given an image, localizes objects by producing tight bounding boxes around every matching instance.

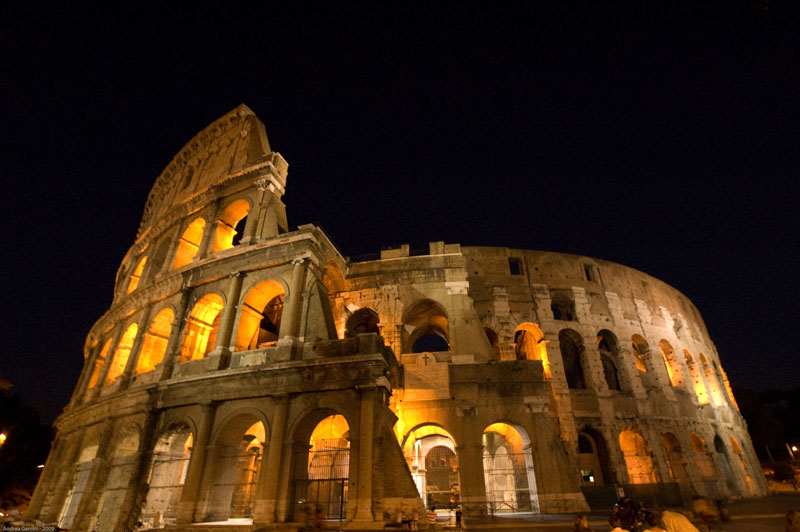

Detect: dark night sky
[2,3,798,424]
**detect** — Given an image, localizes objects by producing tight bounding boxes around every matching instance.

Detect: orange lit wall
[136,308,174,373]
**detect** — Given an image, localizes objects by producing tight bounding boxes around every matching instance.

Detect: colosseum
[27,105,767,531]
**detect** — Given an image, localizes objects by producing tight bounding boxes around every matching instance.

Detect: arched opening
[482,423,539,513]
[172,218,206,269]
[658,339,683,387]
[147,238,171,281]
[403,299,450,353]
[729,437,755,495]
[86,338,113,392]
[139,424,193,529]
[179,294,224,362]
[597,330,621,391]
[683,350,710,404]
[558,329,586,389]
[58,437,100,529]
[205,416,266,522]
[127,256,148,294]
[106,323,139,384]
[137,309,175,374]
[345,308,380,338]
[515,323,551,378]
[93,431,140,530]
[631,335,650,373]
[578,428,612,486]
[291,413,350,522]
[690,433,716,479]
[715,362,739,410]
[234,281,285,351]
[699,354,725,406]
[322,260,347,296]
[402,425,460,509]
[211,199,250,253]
[619,429,657,484]
[662,432,689,486]
[713,435,737,493]
[484,327,502,361]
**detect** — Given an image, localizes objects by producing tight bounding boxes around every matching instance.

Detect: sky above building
[2,3,798,423]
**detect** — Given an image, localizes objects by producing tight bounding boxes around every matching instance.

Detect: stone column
[178,402,216,524]
[239,180,269,246]
[253,394,289,525]
[87,325,124,402]
[353,387,376,523]
[116,405,161,532]
[208,272,244,369]
[38,432,87,523]
[119,304,154,388]
[25,436,65,520]
[196,213,217,260]
[279,257,308,340]
[157,288,191,380]
[455,407,486,507]
[70,340,101,408]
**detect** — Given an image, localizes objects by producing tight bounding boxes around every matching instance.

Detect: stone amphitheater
[27,105,767,531]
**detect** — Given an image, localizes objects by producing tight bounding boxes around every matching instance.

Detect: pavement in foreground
[376,492,800,532]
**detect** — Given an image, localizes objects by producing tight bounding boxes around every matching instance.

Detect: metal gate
[293,438,349,521]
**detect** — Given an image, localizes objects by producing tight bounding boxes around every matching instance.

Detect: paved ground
[419,492,800,532]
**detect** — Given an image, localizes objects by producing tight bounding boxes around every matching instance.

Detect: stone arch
[126,255,148,294]
[290,410,351,522]
[86,337,113,392]
[234,280,285,351]
[558,329,586,389]
[619,428,657,484]
[713,435,737,493]
[172,217,206,269]
[662,432,689,487]
[139,423,195,529]
[106,323,139,384]
[550,290,576,321]
[93,426,141,531]
[683,349,710,404]
[577,427,613,485]
[597,329,622,391]
[58,431,102,529]
[658,339,684,387]
[204,412,268,522]
[147,236,172,281]
[179,293,224,362]
[481,422,539,513]
[401,423,460,509]
[345,307,380,338]
[136,308,175,373]
[699,354,725,405]
[211,198,251,253]
[322,260,347,296]
[729,436,755,495]
[402,299,450,353]
[690,433,716,478]
[515,323,550,378]
[631,334,650,373]
[484,326,501,361]
[714,362,739,410]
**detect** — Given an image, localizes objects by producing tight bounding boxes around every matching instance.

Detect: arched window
[662,432,688,486]
[550,291,576,321]
[58,437,100,529]
[683,350,710,404]
[136,308,175,373]
[690,433,715,478]
[211,199,250,253]
[138,424,193,528]
[715,362,739,410]
[482,423,539,512]
[515,323,550,378]
[106,323,138,384]
[658,339,683,387]
[558,329,585,389]
[699,354,725,406]
[234,281,285,351]
[126,256,147,294]
[86,338,113,392]
[402,424,460,509]
[619,429,657,484]
[597,330,621,391]
[172,218,206,269]
[345,308,380,337]
[631,335,650,373]
[577,429,612,485]
[206,416,266,522]
[403,299,450,353]
[292,413,351,521]
[180,294,224,362]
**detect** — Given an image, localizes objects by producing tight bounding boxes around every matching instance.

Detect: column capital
[291,254,311,266]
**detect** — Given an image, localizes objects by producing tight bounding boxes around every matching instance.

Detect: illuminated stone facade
[28,105,767,531]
